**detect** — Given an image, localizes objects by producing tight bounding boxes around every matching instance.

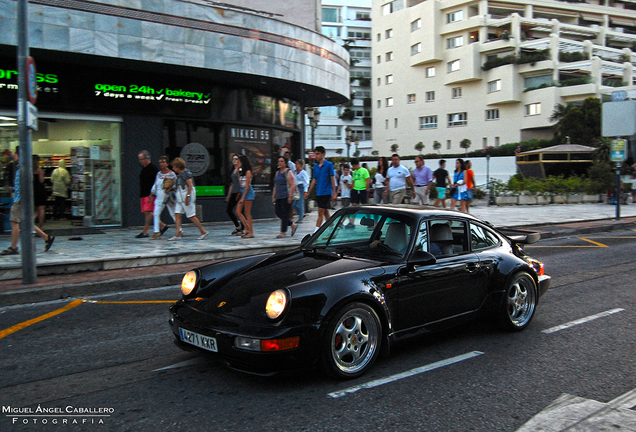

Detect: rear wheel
[499,272,537,331]
[322,302,382,379]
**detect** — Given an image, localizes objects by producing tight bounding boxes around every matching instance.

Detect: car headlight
[265,289,287,319]
[181,270,198,296]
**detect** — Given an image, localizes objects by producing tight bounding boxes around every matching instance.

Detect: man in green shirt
[350,158,371,206]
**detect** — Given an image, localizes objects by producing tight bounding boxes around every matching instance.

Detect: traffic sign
[26,101,38,130]
[611,139,626,162]
[26,56,37,104]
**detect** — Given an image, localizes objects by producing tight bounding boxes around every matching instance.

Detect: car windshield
[304,209,414,260]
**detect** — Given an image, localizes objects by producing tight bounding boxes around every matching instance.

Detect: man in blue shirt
[2,147,54,255]
[304,146,336,232]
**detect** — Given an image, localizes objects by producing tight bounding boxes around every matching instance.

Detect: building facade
[307,0,373,158]
[0,0,348,228]
[373,0,636,156]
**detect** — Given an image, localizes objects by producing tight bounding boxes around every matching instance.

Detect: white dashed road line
[541,308,625,334]
[328,351,484,399]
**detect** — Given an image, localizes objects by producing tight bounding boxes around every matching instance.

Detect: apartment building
[373,0,636,155]
[308,0,373,158]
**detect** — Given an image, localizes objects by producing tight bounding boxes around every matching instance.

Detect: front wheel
[322,302,382,379]
[499,272,537,331]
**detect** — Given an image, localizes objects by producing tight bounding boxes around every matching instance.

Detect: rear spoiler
[497,228,541,244]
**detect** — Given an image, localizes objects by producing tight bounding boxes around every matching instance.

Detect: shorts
[436,187,446,200]
[9,201,21,223]
[351,189,368,205]
[316,195,332,209]
[240,186,255,201]
[466,189,474,201]
[341,197,351,207]
[141,196,155,213]
[174,188,197,218]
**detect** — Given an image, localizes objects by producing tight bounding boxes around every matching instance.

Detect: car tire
[499,272,537,332]
[322,302,382,380]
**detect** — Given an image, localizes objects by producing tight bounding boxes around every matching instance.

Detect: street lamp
[345,126,352,158]
[306,107,321,152]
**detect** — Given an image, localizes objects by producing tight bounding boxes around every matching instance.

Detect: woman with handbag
[450,158,468,213]
[272,156,298,238]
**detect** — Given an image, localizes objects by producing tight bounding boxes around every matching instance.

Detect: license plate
[179,328,218,352]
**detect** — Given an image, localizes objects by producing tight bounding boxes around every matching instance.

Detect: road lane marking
[579,237,608,247]
[542,308,625,334]
[0,299,83,340]
[152,357,207,372]
[327,351,484,399]
[81,300,174,304]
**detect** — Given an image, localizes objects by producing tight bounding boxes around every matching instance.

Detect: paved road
[0,230,634,431]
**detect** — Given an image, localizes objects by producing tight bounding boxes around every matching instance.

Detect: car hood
[194,250,381,323]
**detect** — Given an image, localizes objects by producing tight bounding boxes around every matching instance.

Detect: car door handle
[465,263,480,273]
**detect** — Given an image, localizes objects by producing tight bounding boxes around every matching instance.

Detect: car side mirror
[408,250,437,269]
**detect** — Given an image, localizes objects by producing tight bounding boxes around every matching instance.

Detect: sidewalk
[1,201,636,307]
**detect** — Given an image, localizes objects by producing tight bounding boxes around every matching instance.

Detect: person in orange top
[465,160,475,213]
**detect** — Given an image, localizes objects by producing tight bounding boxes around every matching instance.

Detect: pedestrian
[337,163,352,207]
[293,159,309,223]
[169,157,209,241]
[225,154,244,235]
[136,150,158,238]
[51,158,70,220]
[373,157,388,204]
[1,147,54,255]
[32,154,48,229]
[284,150,296,173]
[451,158,468,213]
[272,156,298,238]
[236,155,255,239]
[149,155,176,240]
[411,155,433,206]
[384,154,414,204]
[304,146,337,232]
[465,160,475,213]
[350,158,371,206]
[433,159,452,208]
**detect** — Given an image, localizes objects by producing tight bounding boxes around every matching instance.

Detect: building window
[448,112,467,127]
[411,18,422,31]
[322,8,340,23]
[411,43,422,56]
[322,26,340,38]
[356,11,371,20]
[426,67,435,78]
[386,52,394,62]
[407,93,416,104]
[386,29,394,39]
[315,125,343,140]
[446,10,463,23]
[377,55,381,64]
[377,77,381,86]
[426,91,435,102]
[452,87,462,98]
[394,118,398,128]
[386,97,394,107]
[495,137,500,146]
[486,109,500,120]
[448,60,460,73]
[526,103,541,116]
[447,140,451,150]
[377,33,381,42]
[419,115,438,129]
[377,99,381,108]
[524,74,552,89]
[447,36,464,49]
[483,137,488,148]
[386,74,393,85]
[385,119,389,129]
[488,80,502,93]
[348,30,371,39]
[383,0,405,16]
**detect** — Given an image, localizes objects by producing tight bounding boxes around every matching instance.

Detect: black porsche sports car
[169,205,550,379]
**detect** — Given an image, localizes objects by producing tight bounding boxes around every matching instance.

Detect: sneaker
[197,232,209,240]
[135,232,148,238]
[168,235,182,241]
[291,223,298,237]
[231,227,243,236]
[160,225,170,235]
[45,235,55,252]
[150,232,161,240]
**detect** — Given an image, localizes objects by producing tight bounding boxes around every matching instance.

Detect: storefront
[0,53,304,228]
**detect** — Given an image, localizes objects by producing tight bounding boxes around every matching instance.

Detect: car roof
[337,204,485,223]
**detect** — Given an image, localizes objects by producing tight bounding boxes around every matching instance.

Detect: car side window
[414,220,429,253]
[378,217,412,256]
[470,224,501,251]
[429,219,468,257]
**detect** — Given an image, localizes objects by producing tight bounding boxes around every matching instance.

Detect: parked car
[169,205,550,379]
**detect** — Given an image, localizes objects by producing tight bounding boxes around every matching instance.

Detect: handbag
[287,169,300,200]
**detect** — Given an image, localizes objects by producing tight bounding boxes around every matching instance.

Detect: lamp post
[486,154,495,205]
[345,126,352,158]
[306,107,321,152]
